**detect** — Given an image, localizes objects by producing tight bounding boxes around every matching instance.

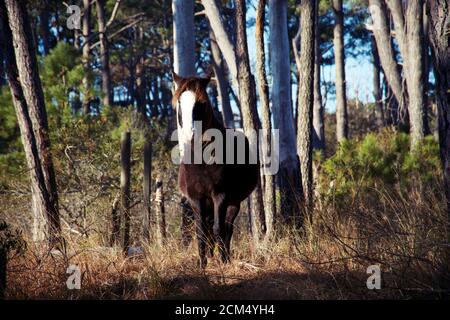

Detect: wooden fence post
[142,139,152,241]
[121,131,131,252]
[155,178,166,245]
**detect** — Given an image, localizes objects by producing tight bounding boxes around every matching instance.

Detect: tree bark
[386,0,425,148]
[427,0,450,243]
[4,0,61,245]
[312,0,325,152]
[296,0,316,213]
[201,0,239,94]
[121,132,131,252]
[256,0,276,240]
[269,0,303,223]
[142,139,152,241]
[210,28,234,128]
[82,0,91,114]
[172,0,195,77]
[332,0,348,142]
[422,3,431,136]
[96,0,113,107]
[371,36,385,128]
[235,0,266,244]
[368,0,404,125]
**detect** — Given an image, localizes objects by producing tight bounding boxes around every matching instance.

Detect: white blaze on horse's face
[178,90,198,144]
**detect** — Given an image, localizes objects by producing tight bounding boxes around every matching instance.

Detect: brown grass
[4,181,449,300]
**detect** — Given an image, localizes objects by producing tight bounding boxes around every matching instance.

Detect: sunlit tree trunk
[386,0,425,149]
[82,0,91,114]
[235,0,266,244]
[96,0,113,107]
[210,29,234,128]
[172,0,195,77]
[269,0,303,223]
[313,0,325,152]
[201,0,239,94]
[296,0,316,213]
[369,0,405,126]
[256,0,276,240]
[2,0,61,245]
[371,36,385,128]
[332,0,348,142]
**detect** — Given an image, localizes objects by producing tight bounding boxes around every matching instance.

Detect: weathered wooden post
[142,139,152,241]
[121,131,131,251]
[155,178,166,245]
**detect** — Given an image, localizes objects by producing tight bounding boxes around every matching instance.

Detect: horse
[172,71,258,268]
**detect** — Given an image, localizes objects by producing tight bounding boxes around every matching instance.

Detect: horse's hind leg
[223,203,240,262]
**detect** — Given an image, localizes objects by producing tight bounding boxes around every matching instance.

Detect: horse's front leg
[190,199,208,268]
[212,192,227,263]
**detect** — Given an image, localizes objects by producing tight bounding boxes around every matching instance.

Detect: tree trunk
[173,0,196,244]
[39,0,50,55]
[235,0,266,244]
[312,0,325,152]
[296,0,316,213]
[3,0,61,245]
[172,0,195,77]
[210,29,234,128]
[422,3,431,136]
[142,139,152,241]
[82,0,91,114]
[371,36,385,128]
[121,132,131,252]
[135,26,147,118]
[386,0,425,148]
[256,0,276,240]
[96,0,112,107]
[427,0,450,245]
[332,0,348,142]
[368,0,404,125]
[269,0,303,223]
[201,0,239,94]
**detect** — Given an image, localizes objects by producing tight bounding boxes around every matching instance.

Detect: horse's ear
[172,70,184,87]
[201,67,214,87]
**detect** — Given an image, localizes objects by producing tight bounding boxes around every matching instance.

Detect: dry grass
[3,181,449,300]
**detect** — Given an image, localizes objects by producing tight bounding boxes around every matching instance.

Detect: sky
[244,3,374,114]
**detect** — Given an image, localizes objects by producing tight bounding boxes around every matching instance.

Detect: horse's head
[172,71,214,143]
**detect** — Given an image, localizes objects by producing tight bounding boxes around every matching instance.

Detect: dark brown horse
[172,72,258,267]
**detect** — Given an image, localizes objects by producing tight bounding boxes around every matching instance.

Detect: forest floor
[5,232,448,300]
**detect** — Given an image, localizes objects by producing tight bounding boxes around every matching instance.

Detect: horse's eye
[177,102,183,127]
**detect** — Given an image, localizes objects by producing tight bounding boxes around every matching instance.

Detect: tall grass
[1,129,449,299]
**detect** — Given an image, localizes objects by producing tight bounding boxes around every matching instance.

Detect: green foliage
[319,130,442,199]
[0,88,21,153]
[40,42,85,118]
